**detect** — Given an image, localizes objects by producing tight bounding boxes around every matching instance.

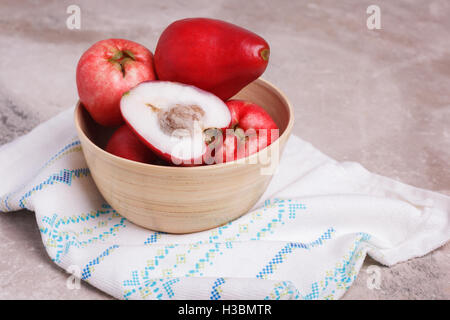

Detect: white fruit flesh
[120,81,231,162]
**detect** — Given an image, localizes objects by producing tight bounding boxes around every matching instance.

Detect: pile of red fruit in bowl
[76,18,278,166]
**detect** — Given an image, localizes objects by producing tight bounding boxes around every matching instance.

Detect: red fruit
[154,18,270,101]
[210,100,279,163]
[77,39,156,126]
[120,81,231,166]
[106,125,157,164]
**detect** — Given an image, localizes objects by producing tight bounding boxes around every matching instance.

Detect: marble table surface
[0,0,449,299]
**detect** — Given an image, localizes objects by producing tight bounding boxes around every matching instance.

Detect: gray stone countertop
[0,0,448,299]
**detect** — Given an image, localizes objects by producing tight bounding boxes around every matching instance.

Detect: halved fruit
[120,81,231,165]
[105,125,157,164]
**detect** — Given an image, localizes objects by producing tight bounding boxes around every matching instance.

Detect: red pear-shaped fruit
[154,18,270,101]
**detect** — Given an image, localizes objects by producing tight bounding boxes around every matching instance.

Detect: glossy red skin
[154,18,270,101]
[76,39,156,126]
[105,125,157,164]
[212,100,279,163]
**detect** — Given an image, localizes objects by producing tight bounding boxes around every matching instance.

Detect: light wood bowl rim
[74,78,294,171]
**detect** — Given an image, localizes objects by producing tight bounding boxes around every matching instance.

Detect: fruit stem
[123,50,135,60]
[260,48,270,61]
[111,51,123,60]
[109,49,136,78]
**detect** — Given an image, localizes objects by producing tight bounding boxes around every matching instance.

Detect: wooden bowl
[74,78,294,233]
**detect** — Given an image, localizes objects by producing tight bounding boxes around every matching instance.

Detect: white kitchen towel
[0,107,449,300]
